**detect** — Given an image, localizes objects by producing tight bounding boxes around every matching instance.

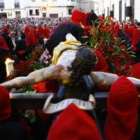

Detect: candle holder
[5,58,14,77]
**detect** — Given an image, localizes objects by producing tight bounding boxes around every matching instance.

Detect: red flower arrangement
[86,17,135,75]
[14,60,35,76]
[14,45,51,76]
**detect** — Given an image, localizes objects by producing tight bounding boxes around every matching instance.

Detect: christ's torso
[56,49,77,69]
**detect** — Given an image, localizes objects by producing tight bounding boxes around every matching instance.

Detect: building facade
[98,0,140,22]
[77,0,98,14]
[0,0,78,18]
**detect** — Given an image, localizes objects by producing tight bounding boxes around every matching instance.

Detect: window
[68,9,72,15]
[15,0,20,8]
[15,2,20,8]
[35,9,39,15]
[8,10,12,16]
[29,10,33,15]
[42,7,46,11]
[0,2,4,8]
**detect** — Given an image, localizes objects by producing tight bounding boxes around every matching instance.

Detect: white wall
[114,0,119,21]
[4,0,14,9]
[76,0,97,14]
[97,0,138,21]
[47,7,68,17]
[98,0,104,15]
[134,0,140,21]
[48,0,77,7]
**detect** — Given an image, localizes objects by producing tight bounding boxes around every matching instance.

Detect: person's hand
[9,88,17,93]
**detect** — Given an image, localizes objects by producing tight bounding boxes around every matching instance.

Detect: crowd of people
[0,8,140,140]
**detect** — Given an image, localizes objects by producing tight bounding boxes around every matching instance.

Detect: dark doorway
[130,0,134,21]
[68,9,72,15]
[119,0,122,22]
[112,4,114,18]
[0,12,7,18]
[42,13,46,17]
[49,14,58,18]
[124,2,126,21]
[15,11,21,18]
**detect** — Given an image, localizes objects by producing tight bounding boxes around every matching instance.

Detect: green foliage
[86,18,135,75]
[16,85,35,93]
[24,110,36,124]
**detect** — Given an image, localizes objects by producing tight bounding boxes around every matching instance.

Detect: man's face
[127,20,132,26]
[11,33,15,38]
[134,20,138,24]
